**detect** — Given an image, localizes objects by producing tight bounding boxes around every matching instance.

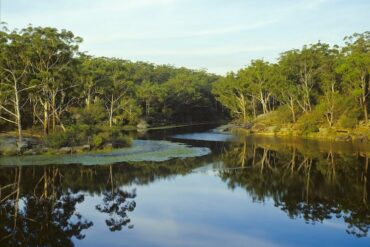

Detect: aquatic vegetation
[0,140,211,166]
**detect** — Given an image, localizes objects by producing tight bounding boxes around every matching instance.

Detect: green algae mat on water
[0,140,211,166]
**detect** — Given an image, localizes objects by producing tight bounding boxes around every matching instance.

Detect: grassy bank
[231,122,370,143]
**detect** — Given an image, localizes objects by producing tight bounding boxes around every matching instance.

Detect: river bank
[0,122,223,156]
[227,123,370,143]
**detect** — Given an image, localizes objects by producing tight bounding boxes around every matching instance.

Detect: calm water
[1,125,370,247]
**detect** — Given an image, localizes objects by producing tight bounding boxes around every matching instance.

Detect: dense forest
[0,25,222,149]
[213,31,370,136]
[1,24,370,152]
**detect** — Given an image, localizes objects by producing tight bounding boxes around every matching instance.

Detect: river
[0,124,369,246]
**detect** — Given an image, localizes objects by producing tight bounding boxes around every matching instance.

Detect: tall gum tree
[212,73,250,124]
[316,43,341,127]
[273,64,298,123]
[239,59,274,115]
[337,32,370,123]
[25,26,82,134]
[279,47,321,113]
[100,59,134,128]
[0,29,32,147]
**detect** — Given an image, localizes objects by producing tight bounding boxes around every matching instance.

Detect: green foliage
[45,125,90,148]
[91,132,109,148]
[45,131,70,149]
[90,127,132,149]
[296,111,323,134]
[0,25,223,142]
[1,24,370,140]
[212,31,370,134]
[112,133,132,148]
[338,110,361,129]
[45,124,132,150]
[255,105,293,126]
[77,102,106,127]
[212,73,251,123]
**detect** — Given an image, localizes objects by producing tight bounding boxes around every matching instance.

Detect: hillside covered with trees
[1,24,370,154]
[212,31,370,138]
[0,25,222,152]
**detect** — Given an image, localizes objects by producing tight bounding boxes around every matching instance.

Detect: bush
[338,110,360,129]
[68,124,90,145]
[45,131,71,149]
[91,134,104,148]
[91,132,110,148]
[91,129,132,149]
[296,111,323,134]
[45,124,132,150]
[255,105,293,126]
[112,133,132,148]
[71,102,106,128]
[45,124,90,148]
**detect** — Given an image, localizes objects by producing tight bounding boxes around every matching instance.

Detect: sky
[1,0,369,75]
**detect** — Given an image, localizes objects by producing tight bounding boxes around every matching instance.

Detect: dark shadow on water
[218,137,370,238]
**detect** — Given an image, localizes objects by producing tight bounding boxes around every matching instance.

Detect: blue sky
[1,0,369,74]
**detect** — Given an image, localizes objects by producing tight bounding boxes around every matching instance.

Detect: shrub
[45,124,132,150]
[112,133,132,148]
[338,110,360,129]
[91,130,132,149]
[45,131,71,149]
[71,101,106,128]
[275,105,295,124]
[255,105,293,126]
[68,124,90,146]
[91,132,110,148]
[91,134,104,148]
[45,124,90,148]
[296,111,323,134]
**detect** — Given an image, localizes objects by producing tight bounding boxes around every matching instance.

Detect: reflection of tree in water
[0,166,92,246]
[92,158,209,232]
[95,164,137,231]
[0,155,210,244]
[96,189,136,231]
[219,140,370,237]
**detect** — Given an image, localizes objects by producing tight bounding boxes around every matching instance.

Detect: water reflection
[1,133,370,246]
[0,167,93,246]
[95,165,136,231]
[0,156,206,246]
[219,137,370,238]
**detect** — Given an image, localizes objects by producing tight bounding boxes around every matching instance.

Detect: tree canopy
[0,25,222,143]
[212,32,370,131]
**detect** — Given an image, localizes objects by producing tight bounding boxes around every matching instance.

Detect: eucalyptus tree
[273,64,299,122]
[0,28,33,146]
[99,59,135,127]
[337,32,370,122]
[212,72,251,123]
[78,56,107,110]
[315,43,342,127]
[239,59,275,115]
[279,46,321,113]
[25,26,82,134]
[137,80,159,119]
